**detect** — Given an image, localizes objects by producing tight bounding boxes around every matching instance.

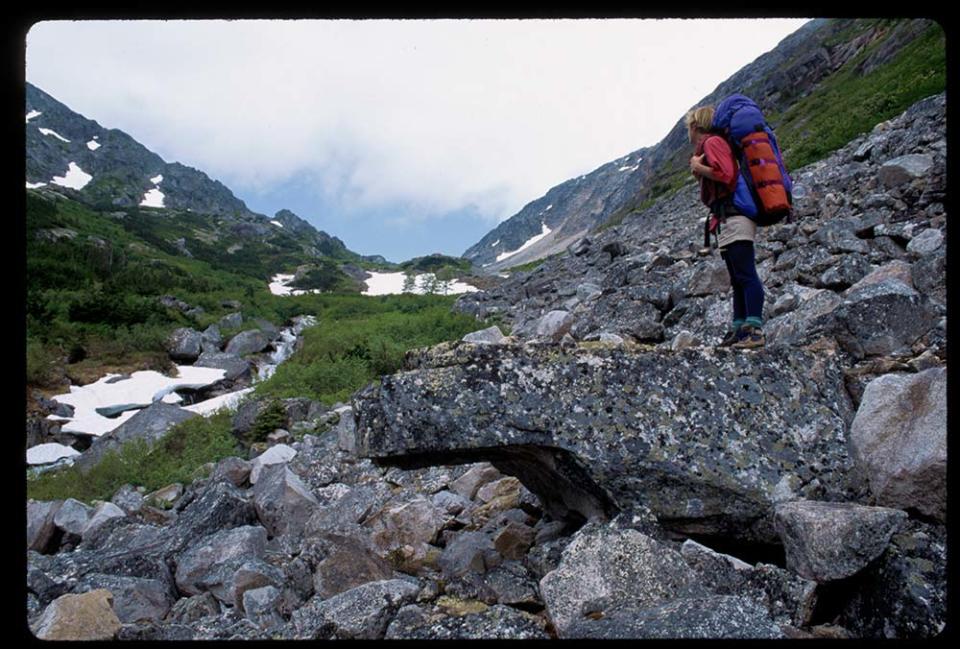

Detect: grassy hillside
[26,190,345,388]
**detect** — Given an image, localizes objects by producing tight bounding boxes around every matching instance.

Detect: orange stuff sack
[740,131,791,216]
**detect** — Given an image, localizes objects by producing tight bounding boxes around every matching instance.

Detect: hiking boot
[717,329,741,347]
[731,324,765,349]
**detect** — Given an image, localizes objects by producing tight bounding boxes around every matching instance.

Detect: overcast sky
[26,18,811,262]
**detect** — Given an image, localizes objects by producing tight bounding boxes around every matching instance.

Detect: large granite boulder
[73,573,174,623]
[285,579,420,639]
[251,463,319,537]
[848,367,946,521]
[173,525,268,596]
[28,499,64,553]
[354,341,860,542]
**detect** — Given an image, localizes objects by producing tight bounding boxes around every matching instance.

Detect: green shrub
[26,338,61,386]
[27,411,239,504]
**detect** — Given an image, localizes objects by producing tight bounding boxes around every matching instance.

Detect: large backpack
[711,94,793,226]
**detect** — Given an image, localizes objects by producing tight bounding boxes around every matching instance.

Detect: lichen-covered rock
[838,519,946,638]
[774,500,907,582]
[562,596,784,639]
[53,498,92,537]
[385,603,550,639]
[539,524,707,637]
[210,456,252,487]
[311,533,395,599]
[849,367,946,520]
[355,342,859,542]
[831,279,938,358]
[249,443,297,484]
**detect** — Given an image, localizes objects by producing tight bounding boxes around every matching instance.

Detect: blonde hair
[685,106,716,133]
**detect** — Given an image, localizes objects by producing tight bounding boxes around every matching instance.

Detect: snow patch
[26,110,42,122]
[26,181,47,189]
[184,388,255,416]
[46,366,228,437]
[362,272,479,296]
[269,273,321,296]
[151,174,163,184]
[87,140,101,151]
[39,128,70,143]
[270,220,284,228]
[618,164,640,172]
[495,222,552,262]
[141,188,165,208]
[51,162,93,190]
[27,443,81,466]
[491,239,500,247]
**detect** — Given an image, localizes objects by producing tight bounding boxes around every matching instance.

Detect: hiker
[685,105,765,349]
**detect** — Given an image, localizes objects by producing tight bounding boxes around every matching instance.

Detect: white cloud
[26,18,810,224]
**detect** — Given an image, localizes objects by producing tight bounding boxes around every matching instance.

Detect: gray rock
[685,259,730,296]
[832,279,938,358]
[252,463,319,537]
[438,530,498,578]
[534,310,575,341]
[163,482,259,558]
[334,406,357,454]
[365,495,446,568]
[680,539,817,626]
[75,403,199,474]
[878,153,934,187]
[462,326,507,345]
[165,592,221,624]
[210,456,252,487]
[195,558,284,609]
[249,443,297,484]
[224,329,270,357]
[242,585,283,629]
[201,324,223,353]
[576,282,603,302]
[449,463,502,500]
[53,498,93,537]
[165,328,203,362]
[286,579,420,639]
[174,525,268,596]
[30,589,122,640]
[218,312,243,330]
[774,500,908,582]
[74,573,174,624]
[311,533,395,600]
[111,485,145,515]
[539,524,707,636]
[194,352,252,382]
[82,501,126,537]
[849,367,946,520]
[485,560,542,608]
[563,596,783,639]
[905,227,943,255]
[27,499,63,553]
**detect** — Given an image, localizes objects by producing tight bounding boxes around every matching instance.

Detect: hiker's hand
[689,154,706,176]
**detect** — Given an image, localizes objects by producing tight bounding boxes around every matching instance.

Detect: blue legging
[720,240,764,324]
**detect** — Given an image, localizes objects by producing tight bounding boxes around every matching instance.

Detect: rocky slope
[464,18,942,271]
[27,91,946,640]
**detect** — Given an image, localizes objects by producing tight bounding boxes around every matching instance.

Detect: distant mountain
[25,82,378,279]
[464,18,944,271]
